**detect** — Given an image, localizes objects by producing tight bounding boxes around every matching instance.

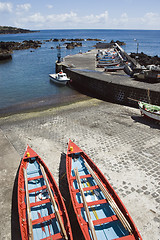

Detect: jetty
[56,44,160,106]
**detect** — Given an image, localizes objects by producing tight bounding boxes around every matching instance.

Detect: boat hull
[138,101,160,122]
[18,146,73,240]
[66,140,142,240]
[104,65,124,72]
[97,61,120,68]
[49,74,69,85]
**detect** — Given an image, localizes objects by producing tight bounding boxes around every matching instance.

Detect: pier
[56,46,160,106]
[115,43,141,68]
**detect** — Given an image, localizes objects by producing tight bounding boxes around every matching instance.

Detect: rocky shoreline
[0,26,41,60]
[0,38,104,61]
[0,40,42,60]
[0,35,160,66]
[130,52,160,66]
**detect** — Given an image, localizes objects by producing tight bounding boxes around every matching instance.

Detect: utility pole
[134,39,139,54]
[57,44,61,63]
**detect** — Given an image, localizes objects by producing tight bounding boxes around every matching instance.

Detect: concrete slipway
[0,49,160,239]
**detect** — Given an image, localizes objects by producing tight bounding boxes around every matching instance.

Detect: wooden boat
[49,71,70,85]
[138,101,160,122]
[96,49,117,61]
[104,64,124,72]
[66,140,142,240]
[18,146,73,240]
[98,57,118,63]
[97,60,120,68]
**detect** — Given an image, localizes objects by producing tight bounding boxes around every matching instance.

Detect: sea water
[0,29,160,112]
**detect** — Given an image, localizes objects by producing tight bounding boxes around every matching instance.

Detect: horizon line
[33,28,160,31]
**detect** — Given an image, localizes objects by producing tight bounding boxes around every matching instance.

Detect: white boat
[138,101,160,122]
[49,71,70,85]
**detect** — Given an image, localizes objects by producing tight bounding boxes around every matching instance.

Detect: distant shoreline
[0,26,39,35]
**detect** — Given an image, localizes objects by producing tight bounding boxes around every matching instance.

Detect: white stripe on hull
[140,108,160,121]
[50,77,68,85]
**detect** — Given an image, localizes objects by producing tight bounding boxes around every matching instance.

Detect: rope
[60,172,66,180]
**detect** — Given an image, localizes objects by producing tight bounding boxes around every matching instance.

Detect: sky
[0,0,160,30]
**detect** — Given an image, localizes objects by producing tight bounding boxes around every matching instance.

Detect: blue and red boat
[18,146,73,240]
[66,140,142,240]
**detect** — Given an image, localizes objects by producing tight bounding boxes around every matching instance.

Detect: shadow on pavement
[131,115,160,129]
[11,165,21,240]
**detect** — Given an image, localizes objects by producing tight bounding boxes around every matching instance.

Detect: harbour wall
[57,64,160,107]
[56,48,160,107]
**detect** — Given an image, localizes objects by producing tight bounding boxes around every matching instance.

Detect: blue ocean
[0,29,160,113]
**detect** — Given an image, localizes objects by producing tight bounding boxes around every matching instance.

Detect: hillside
[0,26,38,34]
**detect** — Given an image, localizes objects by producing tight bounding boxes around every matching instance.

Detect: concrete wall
[57,63,160,107]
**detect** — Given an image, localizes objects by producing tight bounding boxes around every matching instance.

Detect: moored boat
[96,49,117,61]
[66,140,142,240]
[104,64,124,72]
[97,60,120,68]
[18,146,73,240]
[138,101,160,122]
[49,71,70,85]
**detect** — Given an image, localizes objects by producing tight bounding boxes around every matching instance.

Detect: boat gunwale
[66,140,142,240]
[18,146,73,240]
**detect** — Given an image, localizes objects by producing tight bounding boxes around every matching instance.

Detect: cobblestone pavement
[0,98,159,239]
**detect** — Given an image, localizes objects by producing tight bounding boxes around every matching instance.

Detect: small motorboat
[138,101,160,122]
[49,71,70,85]
[66,140,142,240]
[18,146,73,240]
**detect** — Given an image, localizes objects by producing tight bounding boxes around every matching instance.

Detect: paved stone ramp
[0,129,21,240]
[0,99,159,239]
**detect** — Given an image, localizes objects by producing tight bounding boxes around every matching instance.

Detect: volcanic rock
[130,52,160,66]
